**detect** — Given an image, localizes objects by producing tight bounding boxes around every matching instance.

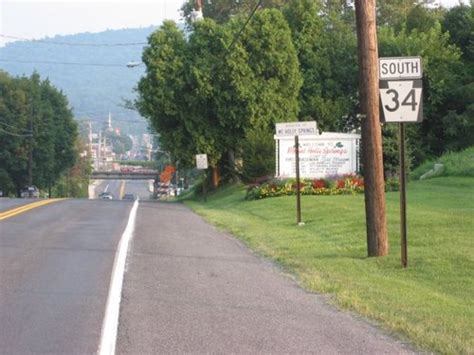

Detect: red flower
[312,179,326,189]
[353,178,364,187]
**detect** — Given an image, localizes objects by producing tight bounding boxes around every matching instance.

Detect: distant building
[107,112,113,132]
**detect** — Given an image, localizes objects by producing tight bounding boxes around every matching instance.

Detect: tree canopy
[0,71,78,195]
[137,0,473,182]
[137,10,301,184]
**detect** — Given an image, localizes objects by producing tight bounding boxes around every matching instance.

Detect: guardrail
[91,171,158,180]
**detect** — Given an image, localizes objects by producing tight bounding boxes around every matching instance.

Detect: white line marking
[104,184,110,193]
[98,198,139,355]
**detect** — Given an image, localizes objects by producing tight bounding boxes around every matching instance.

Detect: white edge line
[98,197,139,355]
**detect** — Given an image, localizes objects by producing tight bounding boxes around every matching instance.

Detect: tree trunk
[227,149,239,182]
[211,166,220,189]
[355,0,389,257]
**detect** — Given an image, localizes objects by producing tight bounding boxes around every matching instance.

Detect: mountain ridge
[0,26,169,134]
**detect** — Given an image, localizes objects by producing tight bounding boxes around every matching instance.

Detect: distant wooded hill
[0,26,167,134]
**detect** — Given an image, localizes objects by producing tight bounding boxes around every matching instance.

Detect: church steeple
[107,112,113,131]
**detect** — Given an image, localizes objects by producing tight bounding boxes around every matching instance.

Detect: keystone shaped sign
[380,80,423,123]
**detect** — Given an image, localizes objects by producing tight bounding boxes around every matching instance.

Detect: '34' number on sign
[384,89,417,112]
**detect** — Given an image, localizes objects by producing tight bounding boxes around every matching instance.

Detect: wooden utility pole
[355,0,388,256]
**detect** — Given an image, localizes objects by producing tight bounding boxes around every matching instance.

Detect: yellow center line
[119,181,126,200]
[0,198,67,221]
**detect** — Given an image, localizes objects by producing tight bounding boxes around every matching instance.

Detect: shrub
[245,174,399,200]
[246,175,365,200]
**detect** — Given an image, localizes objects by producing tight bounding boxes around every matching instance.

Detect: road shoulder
[117,202,416,353]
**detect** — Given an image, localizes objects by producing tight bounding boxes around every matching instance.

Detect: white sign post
[195,154,208,202]
[276,121,318,137]
[379,56,424,268]
[195,154,208,170]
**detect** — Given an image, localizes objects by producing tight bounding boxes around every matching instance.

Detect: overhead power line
[0,120,31,132]
[226,0,263,54]
[0,127,32,137]
[0,58,129,67]
[0,34,147,47]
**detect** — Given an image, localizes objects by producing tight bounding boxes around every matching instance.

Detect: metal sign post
[203,171,207,203]
[399,123,408,267]
[275,121,317,226]
[379,56,423,268]
[295,135,302,225]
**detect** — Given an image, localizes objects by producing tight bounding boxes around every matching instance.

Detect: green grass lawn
[185,177,474,354]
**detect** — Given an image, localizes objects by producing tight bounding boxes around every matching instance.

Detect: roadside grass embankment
[411,146,474,180]
[185,176,474,354]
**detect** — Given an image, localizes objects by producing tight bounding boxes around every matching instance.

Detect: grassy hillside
[411,146,474,179]
[186,176,474,354]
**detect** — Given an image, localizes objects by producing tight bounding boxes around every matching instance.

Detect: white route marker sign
[380,80,423,122]
[379,57,422,80]
[379,56,423,123]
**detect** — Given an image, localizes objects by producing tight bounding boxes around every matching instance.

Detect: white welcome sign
[275,132,361,179]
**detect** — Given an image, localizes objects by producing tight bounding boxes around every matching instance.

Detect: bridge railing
[91,171,159,180]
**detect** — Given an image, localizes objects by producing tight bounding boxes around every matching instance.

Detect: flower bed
[246,175,398,200]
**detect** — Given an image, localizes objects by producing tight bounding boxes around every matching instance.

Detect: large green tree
[136,21,192,166]
[0,71,78,196]
[283,0,358,131]
[439,3,474,153]
[180,0,286,25]
[238,9,302,179]
[137,10,301,184]
[377,0,443,30]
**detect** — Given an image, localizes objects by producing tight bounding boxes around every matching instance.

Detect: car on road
[99,192,113,200]
[123,193,135,200]
[20,186,39,198]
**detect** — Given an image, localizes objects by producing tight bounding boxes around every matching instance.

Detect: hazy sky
[0,0,468,47]
[0,0,185,46]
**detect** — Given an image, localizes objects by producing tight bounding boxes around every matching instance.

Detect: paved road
[92,179,152,200]
[0,198,415,354]
[121,179,153,200]
[0,198,32,212]
[0,198,133,354]
[117,202,414,354]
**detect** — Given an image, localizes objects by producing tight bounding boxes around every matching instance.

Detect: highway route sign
[379,57,424,268]
[380,79,423,123]
[379,57,422,80]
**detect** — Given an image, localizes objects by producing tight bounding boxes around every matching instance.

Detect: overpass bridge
[91,171,159,180]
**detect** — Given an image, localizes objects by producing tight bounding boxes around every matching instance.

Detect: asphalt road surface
[0,198,416,354]
[0,198,133,354]
[92,179,152,200]
[117,202,414,354]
